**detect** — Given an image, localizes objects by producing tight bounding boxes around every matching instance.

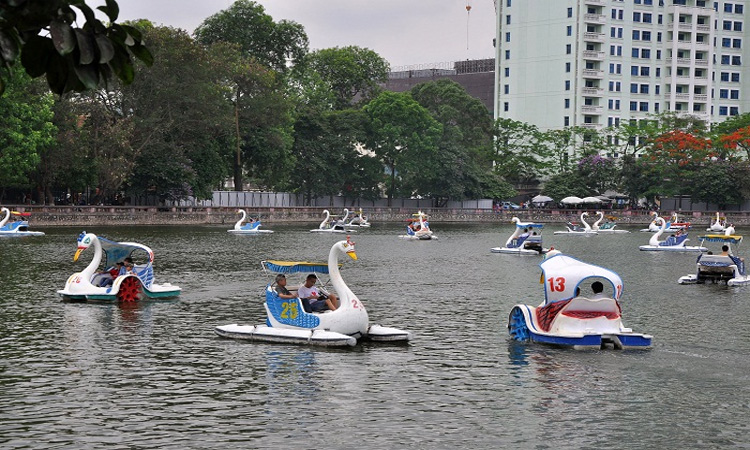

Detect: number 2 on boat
[547,277,566,292]
[280,301,299,319]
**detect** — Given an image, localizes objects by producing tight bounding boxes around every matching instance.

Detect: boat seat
[561,297,621,320]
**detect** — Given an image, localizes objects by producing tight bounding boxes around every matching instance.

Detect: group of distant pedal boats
[2,205,746,351]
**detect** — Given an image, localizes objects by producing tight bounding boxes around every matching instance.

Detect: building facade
[494,0,748,131]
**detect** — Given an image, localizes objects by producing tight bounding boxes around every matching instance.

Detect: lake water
[1,223,749,449]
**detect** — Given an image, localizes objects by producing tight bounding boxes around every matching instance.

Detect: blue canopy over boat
[515,222,544,229]
[262,260,339,275]
[96,236,155,267]
[699,234,743,245]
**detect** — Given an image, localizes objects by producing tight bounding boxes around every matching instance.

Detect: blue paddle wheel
[508,306,530,341]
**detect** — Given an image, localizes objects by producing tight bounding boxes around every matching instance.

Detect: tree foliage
[0,0,152,96]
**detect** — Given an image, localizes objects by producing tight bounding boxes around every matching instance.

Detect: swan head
[511,217,520,224]
[582,212,589,217]
[340,235,357,260]
[74,231,97,262]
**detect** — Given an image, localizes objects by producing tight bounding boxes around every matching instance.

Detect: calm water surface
[1,223,749,449]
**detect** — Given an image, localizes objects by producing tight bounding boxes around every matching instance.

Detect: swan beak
[74,248,84,262]
[347,250,358,261]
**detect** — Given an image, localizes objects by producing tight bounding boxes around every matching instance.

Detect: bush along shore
[5,205,750,227]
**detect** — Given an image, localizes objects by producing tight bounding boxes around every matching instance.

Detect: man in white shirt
[297,274,338,312]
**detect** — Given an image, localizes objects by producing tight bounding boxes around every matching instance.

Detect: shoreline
[5,205,750,227]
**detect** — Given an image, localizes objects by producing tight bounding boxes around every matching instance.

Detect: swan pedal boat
[678,232,750,286]
[399,211,436,240]
[491,218,547,255]
[706,212,728,232]
[639,217,706,252]
[640,212,690,232]
[508,252,652,349]
[57,231,181,302]
[554,212,598,235]
[215,237,410,347]
[0,207,45,237]
[344,208,371,228]
[591,211,630,234]
[227,209,273,234]
[310,209,350,233]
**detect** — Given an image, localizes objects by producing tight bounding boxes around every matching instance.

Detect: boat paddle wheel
[117,277,142,302]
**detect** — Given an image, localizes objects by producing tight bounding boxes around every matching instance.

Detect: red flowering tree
[717,126,750,160]
[640,130,713,197]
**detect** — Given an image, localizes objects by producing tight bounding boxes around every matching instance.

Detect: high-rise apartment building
[494,0,747,131]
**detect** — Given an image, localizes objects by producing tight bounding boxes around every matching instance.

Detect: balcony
[582,50,606,60]
[584,0,603,4]
[696,24,710,32]
[674,93,691,100]
[581,87,604,96]
[581,123,603,129]
[584,13,606,24]
[694,59,708,66]
[666,57,694,66]
[582,68,604,79]
[581,105,603,114]
[583,32,605,42]
[694,94,708,102]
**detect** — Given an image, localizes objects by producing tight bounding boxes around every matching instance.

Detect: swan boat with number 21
[57,231,181,302]
[215,236,410,346]
[507,251,652,349]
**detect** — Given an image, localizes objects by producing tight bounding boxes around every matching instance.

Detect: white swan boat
[227,209,273,234]
[639,217,707,252]
[215,236,411,346]
[310,209,348,233]
[57,231,181,302]
[639,212,691,232]
[399,211,436,240]
[706,212,728,232]
[0,207,45,237]
[491,217,547,255]
[678,228,750,286]
[553,212,598,235]
[591,211,630,233]
[507,251,652,349]
[345,208,371,228]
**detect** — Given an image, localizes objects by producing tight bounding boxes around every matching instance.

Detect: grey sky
[104,0,496,68]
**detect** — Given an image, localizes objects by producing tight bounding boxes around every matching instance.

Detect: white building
[494,0,747,131]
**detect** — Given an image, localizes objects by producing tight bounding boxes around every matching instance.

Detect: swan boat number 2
[57,231,181,302]
[508,252,652,349]
[215,237,411,346]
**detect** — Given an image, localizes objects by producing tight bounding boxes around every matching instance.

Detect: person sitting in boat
[298,274,338,312]
[721,245,730,257]
[274,274,296,299]
[591,281,606,299]
[120,257,135,275]
[96,261,124,286]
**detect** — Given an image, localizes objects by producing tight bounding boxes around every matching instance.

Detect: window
[565,80,571,91]
[564,116,570,126]
[731,90,739,99]
[730,107,739,116]
[719,106,728,116]
[505,50,510,60]
[721,72,730,82]
[630,83,638,93]
[506,32,511,42]
[721,55,730,65]
[640,102,648,112]
[734,22,743,32]
[566,44,571,54]
[567,7,573,17]
[725,3,733,13]
[504,84,509,94]
[633,12,641,22]
[724,21,732,31]
[504,67,510,77]
[565,62,571,72]
[723,38,732,47]
[641,67,650,76]
[640,85,649,94]
[656,68,660,77]
[565,99,570,109]
[654,103,659,113]
[642,31,651,41]
[720,89,728,99]
[655,85,660,95]
[506,15,511,25]
[643,13,652,23]
[732,73,740,82]
[630,101,637,111]
[504,102,509,112]
[733,39,742,48]
[632,30,640,40]
[737,5,744,14]
[631,66,639,76]
[732,55,741,65]
[567,25,572,36]
[506,0,511,6]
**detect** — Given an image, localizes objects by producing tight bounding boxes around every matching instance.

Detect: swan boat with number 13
[491,217,547,254]
[507,251,652,349]
[215,236,410,346]
[57,231,181,302]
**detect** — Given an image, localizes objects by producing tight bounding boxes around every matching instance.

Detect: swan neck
[328,245,351,303]
[83,237,103,279]
[0,208,8,227]
[234,210,245,229]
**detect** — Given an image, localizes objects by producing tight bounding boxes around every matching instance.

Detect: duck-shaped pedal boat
[491,217,547,254]
[227,209,273,234]
[399,211,436,240]
[678,229,750,286]
[0,207,45,237]
[57,231,181,302]
[554,212,598,235]
[508,251,652,349]
[215,236,410,346]
[310,209,348,233]
[639,217,706,252]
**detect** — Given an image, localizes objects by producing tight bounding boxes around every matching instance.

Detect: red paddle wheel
[117,276,142,302]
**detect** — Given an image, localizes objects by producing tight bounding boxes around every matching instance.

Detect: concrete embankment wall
[8,205,750,227]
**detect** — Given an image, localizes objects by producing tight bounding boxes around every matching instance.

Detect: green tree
[0,0,152,95]
[364,91,442,206]
[493,118,550,187]
[194,0,308,75]
[541,171,589,201]
[688,161,750,209]
[410,79,494,204]
[304,46,389,110]
[0,65,55,200]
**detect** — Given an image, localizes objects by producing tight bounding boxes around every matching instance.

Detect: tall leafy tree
[409,79,494,204]
[493,118,550,186]
[194,0,308,76]
[0,0,152,95]
[304,46,389,110]
[0,64,55,200]
[364,91,442,206]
